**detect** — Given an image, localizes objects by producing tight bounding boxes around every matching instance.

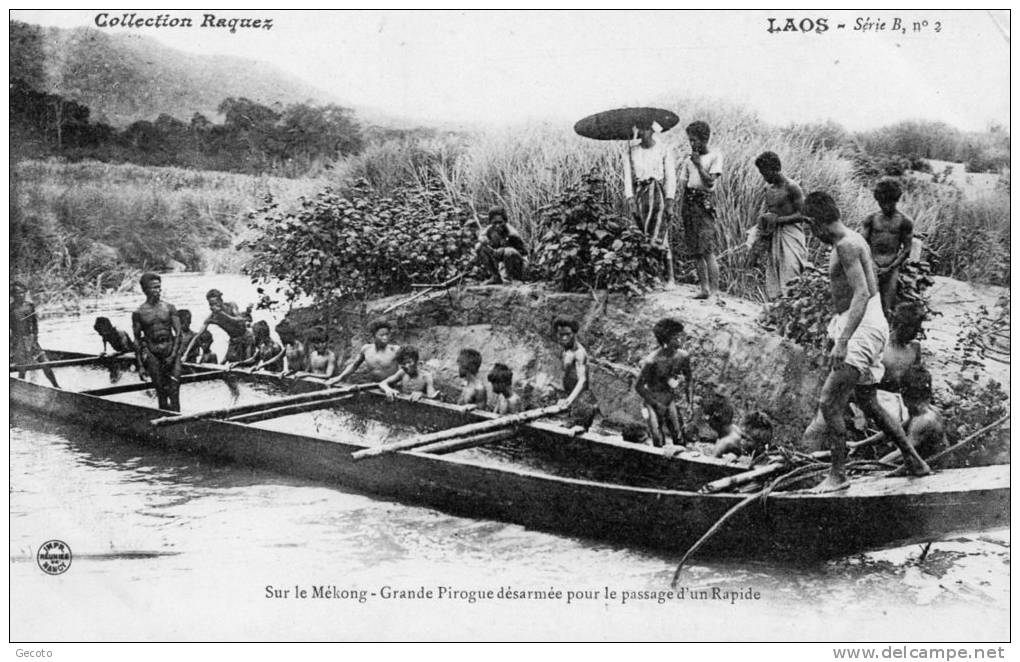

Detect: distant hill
[10,20,338,127]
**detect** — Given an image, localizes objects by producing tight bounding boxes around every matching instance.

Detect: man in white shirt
[678,121,723,299]
[623,122,678,283]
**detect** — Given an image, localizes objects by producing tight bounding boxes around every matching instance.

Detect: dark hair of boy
[652,318,685,346]
[874,177,903,203]
[743,410,773,432]
[252,320,270,337]
[197,330,214,345]
[488,206,508,222]
[754,151,782,171]
[705,393,734,425]
[140,272,161,288]
[685,120,711,142]
[396,346,419,363]
[93,317,113,332]
[368,317,392,334]
[892,301,925,328]
[621,422,648,444]
[306,326,327,344]
[205,288,223,299]
[900,365,933,402]
[488,362,513,385]
[178,309,192,326]
[552,316,579,333]
[458,348,482,374]
[803,191,840,224]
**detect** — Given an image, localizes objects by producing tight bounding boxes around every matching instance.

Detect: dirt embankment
[289,277,1008,447]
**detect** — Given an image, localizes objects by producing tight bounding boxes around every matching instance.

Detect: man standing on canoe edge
[799,192,930,492]
[10,281,59,388]
[132,272,183,411]
[182,289,255,364]
[623,121,677,283]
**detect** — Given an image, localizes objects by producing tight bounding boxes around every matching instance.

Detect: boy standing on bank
[678,121,723,300]
[862,177,914,318]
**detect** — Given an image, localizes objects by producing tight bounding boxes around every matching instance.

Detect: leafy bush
[241,179,478,303]
[532,174,664,294]
[761,259,938,348]
[936,376,1009,466]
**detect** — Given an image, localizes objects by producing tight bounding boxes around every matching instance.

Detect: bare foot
[810,475,850,493]
[908,459,933,477]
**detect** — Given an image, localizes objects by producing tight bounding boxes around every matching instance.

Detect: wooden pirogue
[10,350,1010,560]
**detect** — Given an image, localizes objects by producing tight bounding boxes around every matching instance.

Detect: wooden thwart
[150,383,378,428]
[415,429,516,455]
[352,403,569,460]
[10,354,127,372]
[82,370,225,396]
[225,395,356,424]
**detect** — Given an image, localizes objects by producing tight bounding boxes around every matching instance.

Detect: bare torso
[764,179,802,217]
[829,231,880,312]
[362,343,401,381]
[863,211,911,268]
[457,376,488,406]
[307,350,336,376]
[134,301,178,349]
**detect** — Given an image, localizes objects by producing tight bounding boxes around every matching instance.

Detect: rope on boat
[669,459,899,588]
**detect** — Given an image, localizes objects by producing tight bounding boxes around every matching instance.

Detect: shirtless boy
[292,327,337,380]
[456,348,488,408]
[182,289,255,364]
[93,317,136,355]
[750,151,808,299]
[862,178,914,317]
[379,346,438,402]
[330,318,400,384]
[10,281,59,387]
[799,191,930,491]
[275,322,307,375]
[635,317,692,447]
[131,273,182,411]
[177,310,200,363]
[554,316,598,430]
[707,398,774,459]
[487,363,522,415]
[878,365,946,464]
[878,301,925,393]
[233,320,284,372]
[195,331,217,364]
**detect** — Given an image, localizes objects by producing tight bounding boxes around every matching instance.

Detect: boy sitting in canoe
[10,281,59,387]
[456,348,488,408]
[93,316,136,355]
[554,316,599,430]
[709,402,775,460]
[621,422,649,445]
[292,326,337,380]
[879,365,946,464]
[379,346,438,402]
[330,317,401,384]
[487,363,522,415]
[177,310,199,363]
[635,318,692,448]
[195,331,218,364]
[232,320,284,372]
[275,322,308,375]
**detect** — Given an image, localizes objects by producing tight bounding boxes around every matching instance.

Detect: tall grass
[331,96,1009,292]
[10,159,327,301]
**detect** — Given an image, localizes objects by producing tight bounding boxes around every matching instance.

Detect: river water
[9,273,1009,641]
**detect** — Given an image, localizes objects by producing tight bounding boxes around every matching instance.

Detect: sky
[10,9,1011,132]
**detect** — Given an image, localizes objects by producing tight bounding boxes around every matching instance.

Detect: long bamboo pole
[414,429,516,455]
[225,395,356,424]
[10,353,128,372]
[351,403,568,460]
[150,383,377,427]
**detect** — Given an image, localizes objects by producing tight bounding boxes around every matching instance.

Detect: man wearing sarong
[623,122,677,283]
[132,273,183,411]
[678,121,723,299]
[183,289,255,364]
[10,281,59,387]
[749,151,807,299]
[799,192,930,492]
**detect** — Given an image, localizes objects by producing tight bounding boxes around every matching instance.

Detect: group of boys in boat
[10,116,941,491]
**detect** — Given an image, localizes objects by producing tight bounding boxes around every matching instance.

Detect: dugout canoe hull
[10,352,1010,560]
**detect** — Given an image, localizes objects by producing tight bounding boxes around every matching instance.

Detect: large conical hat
[573,107,680,141]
